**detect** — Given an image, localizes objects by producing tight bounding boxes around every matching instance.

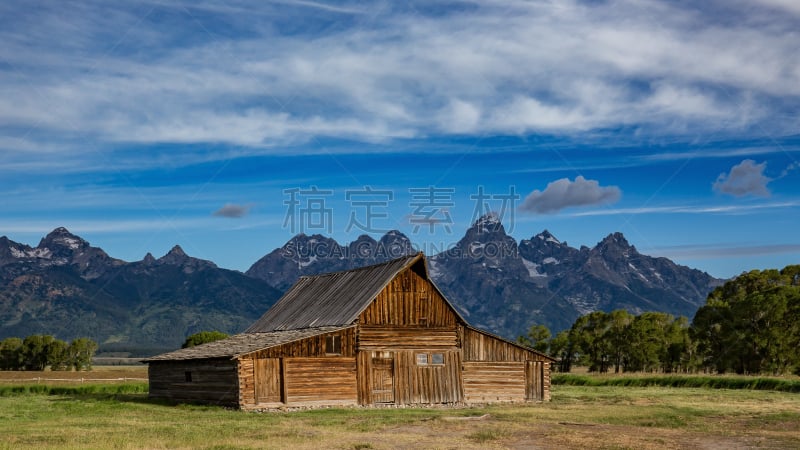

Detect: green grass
[553,373,800,392]
[0,380,799,449]
[0,382,148,397]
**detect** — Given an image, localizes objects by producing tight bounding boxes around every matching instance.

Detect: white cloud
[520,176,621,214]
[0,0,798,168]
[713,159,772,197]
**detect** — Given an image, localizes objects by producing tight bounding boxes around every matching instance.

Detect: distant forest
[0,335,98,371]
[520,265,800,376]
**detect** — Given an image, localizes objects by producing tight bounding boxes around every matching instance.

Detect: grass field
[1,367,799,449]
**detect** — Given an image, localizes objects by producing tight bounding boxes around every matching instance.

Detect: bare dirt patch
[0,366,147,383]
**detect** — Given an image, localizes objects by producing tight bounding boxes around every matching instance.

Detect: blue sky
[1,0,798,279]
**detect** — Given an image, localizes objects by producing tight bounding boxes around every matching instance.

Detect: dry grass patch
[0,381,799,449]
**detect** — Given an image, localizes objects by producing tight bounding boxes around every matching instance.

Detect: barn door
[371,353,395,404]
[525,361,544,401]
[255,358,282,404]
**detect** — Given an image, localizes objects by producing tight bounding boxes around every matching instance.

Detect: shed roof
[465,325,556,362]
[143,326,352,362]
[245,252,465,332]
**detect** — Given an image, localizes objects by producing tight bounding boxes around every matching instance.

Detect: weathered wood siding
[236,329,358,408]
[359,268,458,327]
[525,360,552,401]
[358,326,458,351]
[238,356,255,406]
[357,350,463,405]
[148,359,239,406]
[462,361,526,403]
[255,358,282,403]
[462,327,548,362]
[240,356,358,407]
[283,357,357,404]
[247,327,356,359]
[461,327,552,403]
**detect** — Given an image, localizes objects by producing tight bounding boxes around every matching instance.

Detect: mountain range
[0,217,722,354]
[0,228,281,354]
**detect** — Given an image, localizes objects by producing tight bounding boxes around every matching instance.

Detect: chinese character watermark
[345,186,394,233]
[469,185,520,233]
[408,186,455,234]
[282,186,334,234]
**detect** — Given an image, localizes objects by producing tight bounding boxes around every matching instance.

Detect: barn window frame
[325,334,342,355]
[184,371,192,382]
[416,353,445,366]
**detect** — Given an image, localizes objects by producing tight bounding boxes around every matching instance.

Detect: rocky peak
[158,245,188,264]
[378,230,415,259]
[156,245,217,271]
[594,232,637,257]
[471,212,504,234]
[38,227,88,253]
[518,229,579,274]
[278,234,342,269]
[0,236,34,266]
[348,235,379,259]
[142,252,156,265]
[534,230,562,245]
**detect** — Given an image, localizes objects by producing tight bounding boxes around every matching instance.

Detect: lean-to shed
[145,253,554,409]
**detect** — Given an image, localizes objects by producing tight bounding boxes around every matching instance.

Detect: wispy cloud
[0,0,798,171]
[570,201,800,217]
[520,176,621,214]
[642,243,800,260]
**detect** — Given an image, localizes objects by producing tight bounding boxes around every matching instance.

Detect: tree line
[520,265,800,375]
[0,335,98,371]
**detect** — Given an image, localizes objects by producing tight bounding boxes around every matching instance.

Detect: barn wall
[283,357,357,404]
[462,361,526,403]
[237,329,358,408]
[461,327,552,402]
[462,327,549,362]
[240,356,359,408]
[394,350,463,404]
[359,267,458,327]
[237,357,255,407]
[148,359,239,406]
[358,326,458,351]
[248,328,356,359]
[357,349,463,405]
[357,263,464,407]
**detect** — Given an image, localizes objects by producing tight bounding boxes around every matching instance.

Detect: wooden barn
[145,253,554,409]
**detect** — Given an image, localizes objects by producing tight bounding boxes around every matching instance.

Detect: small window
[416,353,429,365]
[431,353,444,365]
[326,335,341,355]
[184,371,192,382]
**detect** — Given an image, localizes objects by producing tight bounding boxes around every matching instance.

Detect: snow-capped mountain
[0,229,281,353]
[0,220,722,353]
[246,214,722,338]
[245,230,415,291]
[430,216,722,336]
[0,227,124,280]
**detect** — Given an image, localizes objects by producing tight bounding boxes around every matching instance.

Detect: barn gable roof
[143,326,352,362]
[244,252,465,332]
